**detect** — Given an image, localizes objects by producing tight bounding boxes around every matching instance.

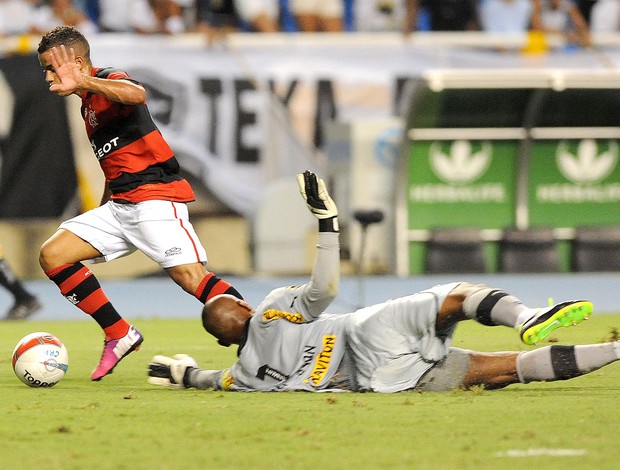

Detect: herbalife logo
[410,140,504,203]
[556,139,617,184]
[430,141,492,184]
[537,139,620,204]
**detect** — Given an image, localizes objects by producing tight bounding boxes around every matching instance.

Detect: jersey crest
[85,106,98,128]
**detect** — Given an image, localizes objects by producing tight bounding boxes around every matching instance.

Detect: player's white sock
[517,343,618,383]
[462,285,528,327]
[515,308,537,328]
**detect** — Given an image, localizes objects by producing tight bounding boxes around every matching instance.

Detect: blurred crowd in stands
[0,1,618,48]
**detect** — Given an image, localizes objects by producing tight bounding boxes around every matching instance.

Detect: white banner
[87,35,332,215]
[85,34,436,215]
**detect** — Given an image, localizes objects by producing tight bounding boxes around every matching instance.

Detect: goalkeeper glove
[296,170,339,231]
[148,354,197,388]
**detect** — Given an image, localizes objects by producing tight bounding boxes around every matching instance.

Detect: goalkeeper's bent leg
[458,282,530,328]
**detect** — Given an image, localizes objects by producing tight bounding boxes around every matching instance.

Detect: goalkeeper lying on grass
[149,170,619,393]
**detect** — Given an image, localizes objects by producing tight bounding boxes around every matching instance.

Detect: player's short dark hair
[37,26,91,61]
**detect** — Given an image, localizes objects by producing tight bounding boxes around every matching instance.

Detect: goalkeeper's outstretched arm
[296,170,341,318]
[185,368,226,390]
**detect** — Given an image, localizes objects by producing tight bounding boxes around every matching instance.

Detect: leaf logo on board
[430,141,492,184]
[556,139,618,184]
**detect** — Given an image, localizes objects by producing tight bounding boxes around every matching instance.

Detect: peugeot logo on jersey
[91,136,120,161]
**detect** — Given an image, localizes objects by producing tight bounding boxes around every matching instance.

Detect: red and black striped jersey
[80,67,194,203]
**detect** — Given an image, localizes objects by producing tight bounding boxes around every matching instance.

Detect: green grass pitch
[1,314,619,470]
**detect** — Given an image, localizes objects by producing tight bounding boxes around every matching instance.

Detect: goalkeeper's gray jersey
[228,303,353,391]
[221,232,350,392]
[207,231,459,393]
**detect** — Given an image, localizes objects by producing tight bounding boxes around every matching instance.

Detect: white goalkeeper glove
[297,170,338,231]
[148,354,198,388]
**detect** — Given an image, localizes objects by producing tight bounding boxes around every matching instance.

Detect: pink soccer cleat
[91,325,144,381]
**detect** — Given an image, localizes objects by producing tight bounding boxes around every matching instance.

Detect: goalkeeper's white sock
[515,308,537,329]
[517,343,618,383]
[462,285,528,327]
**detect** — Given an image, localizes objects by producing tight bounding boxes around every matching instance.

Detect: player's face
[38,50,61,88]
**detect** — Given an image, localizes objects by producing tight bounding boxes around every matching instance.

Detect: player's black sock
[195,272,242,303]
[0,258,34,302]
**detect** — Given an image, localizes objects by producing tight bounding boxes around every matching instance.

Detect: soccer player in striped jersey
[150,171,619,393]
[36,26,241,381]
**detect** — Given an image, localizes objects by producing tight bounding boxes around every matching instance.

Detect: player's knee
[39,239,59,270]
[449,282,490,298]
[438,282,489,319]
[439,294,466,317]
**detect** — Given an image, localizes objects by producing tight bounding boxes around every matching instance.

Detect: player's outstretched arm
[296,170,340,317]
[80,75,146,105]
[297,170,338,232]
[48,45,146,104]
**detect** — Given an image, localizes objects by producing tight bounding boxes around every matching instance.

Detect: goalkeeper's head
[202,294,254,347]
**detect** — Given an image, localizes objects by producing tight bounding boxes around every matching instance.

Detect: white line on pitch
[494,448,587,458]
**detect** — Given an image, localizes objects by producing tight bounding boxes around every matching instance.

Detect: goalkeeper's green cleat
[519,300,593,345]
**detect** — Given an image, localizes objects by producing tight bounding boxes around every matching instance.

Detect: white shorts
[289,0,343,17]
[234,0,279,22]
[59,200,207,269]
[345,282,459,393]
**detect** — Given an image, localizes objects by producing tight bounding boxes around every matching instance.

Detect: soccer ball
[12,332,69,387]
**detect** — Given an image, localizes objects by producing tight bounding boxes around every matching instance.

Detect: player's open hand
[296,170,338,219]
[48,45,86,96]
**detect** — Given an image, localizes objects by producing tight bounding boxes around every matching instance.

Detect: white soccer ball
[12,332,69,387]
